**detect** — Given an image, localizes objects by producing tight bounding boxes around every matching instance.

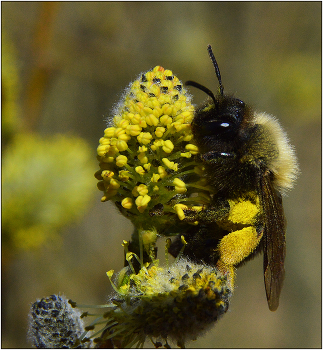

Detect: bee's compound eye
[204,118,236,136]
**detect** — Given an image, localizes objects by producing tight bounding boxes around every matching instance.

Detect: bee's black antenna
[207,44,224,96]
[185,80,216,104]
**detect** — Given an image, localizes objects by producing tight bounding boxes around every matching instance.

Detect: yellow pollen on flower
[174,204,188,220]
[126,125,142,136]
[106,270,114,278]
[118,133,131,141]
[138,152,148,164]
[185,144,199,154]
[97,144,110,157]
[104,127,116,137]
[135,166,145,175]
[173,178,187,193]
[182,134,193,142]
[99,137,110,145]
[137,132,153,145]
[155,127,166,138]
[162,158,178,171]
[162,140,174,153]
[109,178,120,189]
[177,111,192,123]
[138,146,148,153]
[151,173,160,182]
[158,166,167,179]
[131,114,147,128]
[180,152,192,158]
[160,114,173,125]
[115,155,128,167]
[136,184,149,196]
[135,195,151,213]
[121,197,133,209]
[101,156,115,163]
[118,170,130,181]
[146,114,159,126]
[151,139,163,151]
[116,119,130,129]
[114,128,126,137]
[116,140,128,152]
[162,104,173,116]
[101,170,115,181]
[95,65,208,231]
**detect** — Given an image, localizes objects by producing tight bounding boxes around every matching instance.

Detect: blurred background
[2,2,321,348]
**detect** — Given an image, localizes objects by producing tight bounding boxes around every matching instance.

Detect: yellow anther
[99,137,110,145]
[151,173,160,183]
[97,144,110,157]
[115,155,128,167]
[138,145,148,153]
[185,144,199,154]
[104,127,116,138]
[146,114,159,126]
[137,184,149,196]
[162,104,173,115]
[158,166,167,179]
[126,124,142,136]
[131,114,143,125]
[118,170,130,181]
[180,152,192,158]
[114,128,126,137]
[160,114,172,125]
[138,152,148,164]
[174,204,188,220]
[173,178,187,193]
[135,166,145,175]
[137,132,153,145]
[106,270,114,278]
[116,119,130,129]
[121,197,133,209]
[116,140,128,152]
[109,178,120,189]
[162,158,178,171]
[101,170,115,181]
[162,140,174,153]
[155,127,166,138]
[101,156,115,163]
[118,133,131,141]
[135,195,151,213]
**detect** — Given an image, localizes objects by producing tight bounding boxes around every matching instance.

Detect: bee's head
[186,45,248,147]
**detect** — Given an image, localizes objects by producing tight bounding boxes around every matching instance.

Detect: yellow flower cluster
[95,66,211,229]
[75,258,232,348]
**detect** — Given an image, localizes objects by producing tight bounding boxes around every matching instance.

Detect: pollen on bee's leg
[217,226,261,266]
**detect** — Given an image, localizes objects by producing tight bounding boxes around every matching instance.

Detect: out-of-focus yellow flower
[2,133,95,253]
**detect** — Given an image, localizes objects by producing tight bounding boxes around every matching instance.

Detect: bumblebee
[169,45,299,311]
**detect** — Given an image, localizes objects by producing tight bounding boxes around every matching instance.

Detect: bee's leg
[216,226,264,289]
